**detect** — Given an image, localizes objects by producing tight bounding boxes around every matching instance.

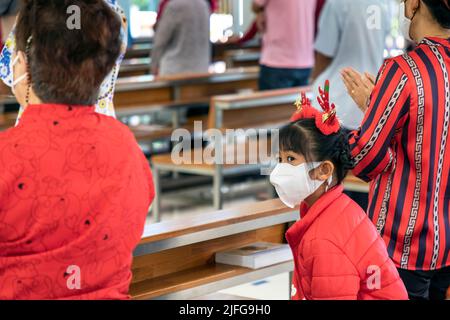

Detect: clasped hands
[341,68,376,113]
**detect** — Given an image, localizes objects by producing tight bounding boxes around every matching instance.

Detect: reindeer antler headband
[290,80,341,135]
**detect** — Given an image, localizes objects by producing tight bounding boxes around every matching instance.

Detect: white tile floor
[146,178,290,300]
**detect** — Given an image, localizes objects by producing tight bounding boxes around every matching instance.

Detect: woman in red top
[342,0,450,299]
[270,83,408,299]
[0,0,154,299]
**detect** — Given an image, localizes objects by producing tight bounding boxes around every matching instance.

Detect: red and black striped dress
[349,37,450,271]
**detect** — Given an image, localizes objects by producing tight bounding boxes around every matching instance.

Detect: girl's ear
[315,161,335,182]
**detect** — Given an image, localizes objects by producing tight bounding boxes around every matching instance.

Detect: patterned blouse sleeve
[349,59,411,182]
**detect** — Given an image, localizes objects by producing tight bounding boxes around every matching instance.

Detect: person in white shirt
[310,0,396,129]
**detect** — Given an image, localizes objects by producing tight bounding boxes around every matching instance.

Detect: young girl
[270,81,408,300]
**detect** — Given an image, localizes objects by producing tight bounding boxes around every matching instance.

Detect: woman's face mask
[399,1,416,43]
[269,162,332,208]
[11,52,28,97]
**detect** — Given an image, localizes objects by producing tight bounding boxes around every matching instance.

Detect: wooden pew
[212,40,261,62]
[114,66,259,108]
[118,57,151,77]
[130,198,298,300]
[150,87,369,221]
[125,43,152,59]
[124,40,261,61]
[116,101,209,155]
[150,87,304,221]
[118,51,259,77]
[0,95,19,131]
[224,49,261,68]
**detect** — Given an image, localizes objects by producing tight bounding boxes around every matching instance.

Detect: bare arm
[310,51,333,83]
[252,2,264,13]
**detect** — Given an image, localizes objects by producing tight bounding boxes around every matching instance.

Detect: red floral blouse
[0,104,154,299]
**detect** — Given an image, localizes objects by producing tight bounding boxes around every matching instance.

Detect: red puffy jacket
[286,185,408,300]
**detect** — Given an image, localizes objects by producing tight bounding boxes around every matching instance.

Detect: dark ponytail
[279,119,354,184]
[422,0,450,29]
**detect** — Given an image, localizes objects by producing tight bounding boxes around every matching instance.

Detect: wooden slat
[178,79,258,101]
[114,67,259,107]
[131,224,287,299]
[131,263,253,300]
[139,199,296,244]
[133,224,286,282]
[114,87,173,107]
[212,86,307,104]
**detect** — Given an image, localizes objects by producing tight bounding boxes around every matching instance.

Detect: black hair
[422,0,450,29]
[279,118,354,184]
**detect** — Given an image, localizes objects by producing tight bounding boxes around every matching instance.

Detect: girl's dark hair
[423,0,450,29]
[279,119,354,184]
[15,0,122,105]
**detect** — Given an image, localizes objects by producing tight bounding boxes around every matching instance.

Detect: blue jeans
[258,64,312,90]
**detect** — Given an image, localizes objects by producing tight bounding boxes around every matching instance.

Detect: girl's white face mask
[11,54,28,96]
[270,162,332,208]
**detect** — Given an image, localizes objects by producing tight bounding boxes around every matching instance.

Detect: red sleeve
[208,0,218,13]
[154,0,170,30]
[349,59,411,182]
[315,0,326,37]
[157,0,170,20]
[308,239,360,300]
[238,21,258,45]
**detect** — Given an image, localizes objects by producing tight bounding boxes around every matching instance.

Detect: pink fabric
[254,0,317,69]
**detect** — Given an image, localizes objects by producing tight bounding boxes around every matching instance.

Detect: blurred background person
[252,0,318,90]
[151,0,212,76]
[310,0,396,130]
[154,0,217,30]
[231,0,326,46]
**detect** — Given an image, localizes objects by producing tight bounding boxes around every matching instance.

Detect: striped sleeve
[349,59,411,182]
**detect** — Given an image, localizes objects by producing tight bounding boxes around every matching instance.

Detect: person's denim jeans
[258,64,312,90]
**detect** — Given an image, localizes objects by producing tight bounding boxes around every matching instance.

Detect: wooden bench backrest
[208,87,309,131]
[130,199,298,299]
[114,67,259,108]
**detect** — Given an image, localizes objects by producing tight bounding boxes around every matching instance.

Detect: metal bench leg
[267,179,276,199]
[288,271,293,300]
[213,165,223,210]
[152,166,162,222]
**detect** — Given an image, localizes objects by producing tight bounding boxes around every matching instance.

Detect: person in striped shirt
[341,0,450,299]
